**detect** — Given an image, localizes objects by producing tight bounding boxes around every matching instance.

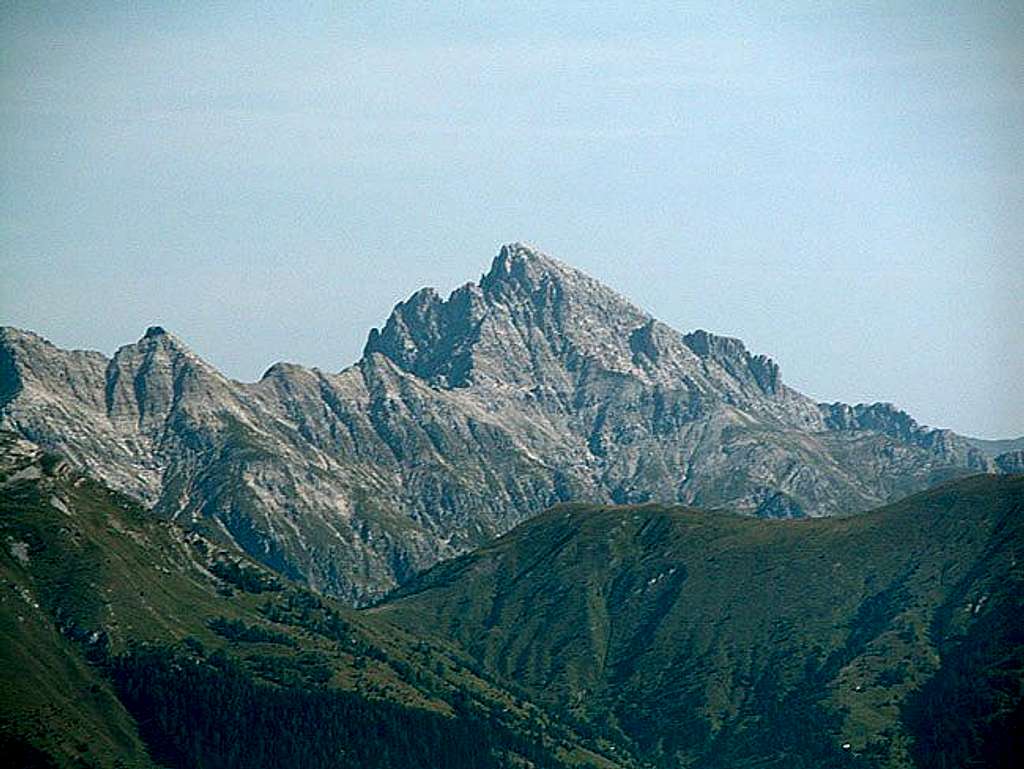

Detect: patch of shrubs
[210,557,283,593]
[208,616,297,647]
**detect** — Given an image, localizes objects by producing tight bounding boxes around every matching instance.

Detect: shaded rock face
[995,450,1024,474]
[682,329,781,396]
[0,243,997,602]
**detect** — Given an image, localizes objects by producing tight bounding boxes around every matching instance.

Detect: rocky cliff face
[0,244,998,602]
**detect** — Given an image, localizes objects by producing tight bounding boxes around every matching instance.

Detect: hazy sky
[2,2,1021,438]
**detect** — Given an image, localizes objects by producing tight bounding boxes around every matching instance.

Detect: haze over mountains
[4,0,1021,764]
[0,244,1013,602]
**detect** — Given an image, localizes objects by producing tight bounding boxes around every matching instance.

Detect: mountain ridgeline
[3,431,1020,768]
[0,432,627,768]
[0,244,1007,602]
[378,476,1024,768]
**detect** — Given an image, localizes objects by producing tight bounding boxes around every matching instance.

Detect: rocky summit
[0,244,1006,602]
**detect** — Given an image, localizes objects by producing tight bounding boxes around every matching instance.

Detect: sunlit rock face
[0,243,993,602]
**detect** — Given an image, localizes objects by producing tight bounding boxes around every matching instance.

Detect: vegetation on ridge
[0,433,629,768]
[2,429,1021,768]
[378,475,1024,768]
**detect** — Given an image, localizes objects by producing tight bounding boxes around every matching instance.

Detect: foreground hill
[0,433,629,768]
[3,431,1020,768]
[378,475,1024,768]
[0,244,1003,601]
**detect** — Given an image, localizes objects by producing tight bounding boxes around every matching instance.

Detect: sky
[1,1,1021,438]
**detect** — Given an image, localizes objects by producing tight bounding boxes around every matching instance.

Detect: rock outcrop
[0,243,998,602]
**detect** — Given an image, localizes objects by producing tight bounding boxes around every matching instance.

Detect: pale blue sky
[2,2,1021,437]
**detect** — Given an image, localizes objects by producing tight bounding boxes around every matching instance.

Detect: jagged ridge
[0,244,1000,602]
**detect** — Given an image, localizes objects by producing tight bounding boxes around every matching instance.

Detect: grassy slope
[376,475,1024,768]
[0,435,631,769]
[4,423,1020,769]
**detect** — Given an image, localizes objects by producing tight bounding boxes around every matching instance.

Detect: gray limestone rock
[0,243,999,602]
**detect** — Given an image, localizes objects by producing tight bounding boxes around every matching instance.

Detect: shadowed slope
[0,433,632,768]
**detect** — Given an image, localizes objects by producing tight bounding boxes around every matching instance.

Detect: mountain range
[379,475,1024,768]
[2,431,1020,768]
[0,243,1012,603]
[2,245,1022,768]
[0,431,625,768]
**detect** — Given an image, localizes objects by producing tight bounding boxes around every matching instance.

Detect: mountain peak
[123,326,203,364]
[489,241,558,271]
[362,244,797,398]
[363,243,653,387]
[135,325,186,347]
[481,242,583,292]
[107,326,220,403]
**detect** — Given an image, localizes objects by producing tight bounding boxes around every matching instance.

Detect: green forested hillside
[378,475,1024,768]
[3,426,1021,768]
[0,433,628,769]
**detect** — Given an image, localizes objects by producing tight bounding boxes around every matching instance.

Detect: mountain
[0,432,631,768]
[965,436,1024,458]
[0,243,999,602]
[966,436,1024,473]
[3,431,1021,768]
[377,474,1024,768]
